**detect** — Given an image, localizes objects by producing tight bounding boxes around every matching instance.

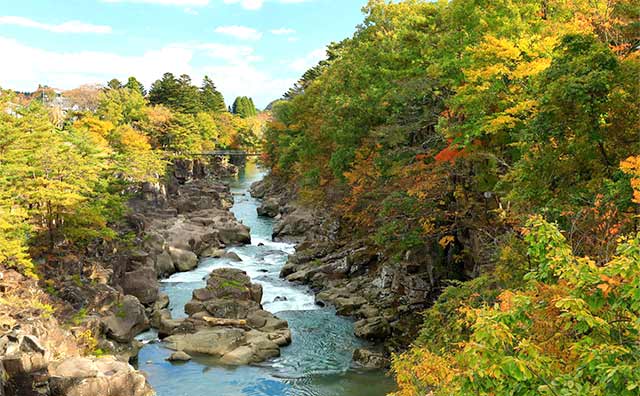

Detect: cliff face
[250,175,479,364]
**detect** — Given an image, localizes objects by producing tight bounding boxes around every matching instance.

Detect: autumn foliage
[261,0,639,394]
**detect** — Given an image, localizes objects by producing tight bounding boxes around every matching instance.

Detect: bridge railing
[193,150,261,156]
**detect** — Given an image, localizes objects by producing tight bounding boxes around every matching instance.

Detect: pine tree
[231,96,257,118]
[107,78,122,90]
[149,73,180,109]
[200,76,226,113]
[125,76,146,97]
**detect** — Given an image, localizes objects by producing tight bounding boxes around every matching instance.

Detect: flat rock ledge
[156,268,291,366]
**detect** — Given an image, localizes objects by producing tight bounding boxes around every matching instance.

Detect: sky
[0,0,369,108]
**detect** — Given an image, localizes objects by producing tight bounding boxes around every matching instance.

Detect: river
[137,161,396,396]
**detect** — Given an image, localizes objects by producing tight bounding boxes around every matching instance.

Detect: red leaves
[434,139,467,164]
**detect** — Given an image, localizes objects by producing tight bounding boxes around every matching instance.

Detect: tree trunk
[202,317,248,328]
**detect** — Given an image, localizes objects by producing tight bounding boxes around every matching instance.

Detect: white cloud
[102,0,209,5]
[222,0,263,10]
[287,37,299,42]
[223,0,307,11]
[183,42,262,64]
[289,48,326,72]
[201,63,294,109]
[271,28,295,35]
[183,7,199,14]
[0,36,287,108]
[214,25,262,41]
[0,36,192,92]
[0,16,112,34]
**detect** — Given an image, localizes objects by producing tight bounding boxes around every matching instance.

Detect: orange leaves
[434,140,466,164]
[498,290,515,312]
[339,145,382,228]
[621,155,640,204]
[597,274,623,298]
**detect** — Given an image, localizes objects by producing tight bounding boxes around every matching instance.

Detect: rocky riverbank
[0,158,290,396]
[250,175,464,368]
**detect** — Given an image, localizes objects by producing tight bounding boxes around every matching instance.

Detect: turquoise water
[137,161,396,396]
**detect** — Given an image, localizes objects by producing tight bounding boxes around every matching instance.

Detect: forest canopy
[0,73,263,276]
[263,0,640,394]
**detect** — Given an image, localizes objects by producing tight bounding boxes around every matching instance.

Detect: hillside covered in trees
[1,0,639,395]
[1,73,262,278]
[262,0,640,394]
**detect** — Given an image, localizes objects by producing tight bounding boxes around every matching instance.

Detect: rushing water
[137,161,396,396]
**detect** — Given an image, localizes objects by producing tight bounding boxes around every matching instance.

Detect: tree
[200,76,226,113]
[107,78,122,90]
[124,76,146,97]
[392,217,640,396]
[148,72,180,109]
[0,102,104,251]
[97,86,147,126]
[176,74,202,114]
[231,96,257,118]
[148,73,202,114]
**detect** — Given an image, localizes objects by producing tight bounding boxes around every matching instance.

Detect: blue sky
[0,0,368,108]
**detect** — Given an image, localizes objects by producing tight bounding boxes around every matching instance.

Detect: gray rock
[102,295,150,343]
[200,247,225,258]
[217,223,251,246]
[49,356,153,396]
[154,251,175,277]
[334,296,367,316]
[353,348,390,369]
[166,351,192,362]
[151,293,170,315]
[222,251,243,262]
[169,247,199,272]
[122,267,159,305]
[257,198,279,218]
[165,328,245,356]
[354,316,391,340]
[272,208,315,241]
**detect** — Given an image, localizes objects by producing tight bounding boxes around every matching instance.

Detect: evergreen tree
[231,96,257,118]
[107,78,122,90]
[149,73,203,114]
[124,76,146,97]
[200,76,226,113]
[176,74,202,114]
[149,72,179,109]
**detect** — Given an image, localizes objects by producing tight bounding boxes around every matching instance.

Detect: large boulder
[102,296,150,343]
[352,347,390,369]
[165,328,288,366]
[121,267,159,305]
[249,179,267,198]
[172,267,291,365]
[154,251,175,277]
[256,197,279,218]
[165,328,245,356]
[272,208,315,241]
[354,316,391,340]
[216,223,251,246]
[169,247,198,272]
[0,334,50,396]
[49,357,153,396]
[190,269,260,302]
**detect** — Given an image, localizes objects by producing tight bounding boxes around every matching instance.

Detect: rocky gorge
[0,157,402,396]
[251,175,469,363]
[0,158,294,395]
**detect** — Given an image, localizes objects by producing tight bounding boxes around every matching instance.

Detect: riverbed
[137,161,396,396]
